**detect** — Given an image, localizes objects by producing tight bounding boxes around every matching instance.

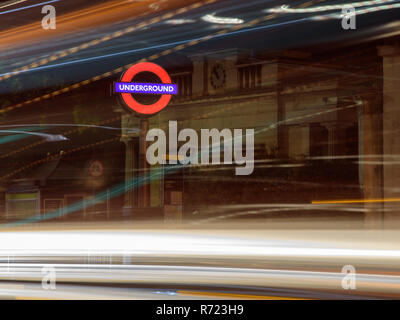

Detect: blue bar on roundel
[115,82,178,95]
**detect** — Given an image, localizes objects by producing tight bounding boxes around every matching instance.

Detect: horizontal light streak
[312,198,400,204]
[201,13,244,24]
[0,0,28,10]
[268,0,398,13]
[0,231,399,259]
[0,0,59,15]
[178,290,306,300]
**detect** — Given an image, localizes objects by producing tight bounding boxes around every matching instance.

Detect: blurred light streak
[268,0,398,13]
[311,2,400,20]
[190,207,315,225]
[201,13,244,24]
[0,40,194,79]
[0,17,311,81]
[0,230,400,259]
[0,130,67,142]
[0,0,60,15]
[0,227,399,298]
[0,136,119,181]
[0,0,28,10]
[189,203,367,225]
[153,290,178,296]
[0,0,219,82]
[0,0,328,113]
[0,16,314,108]
[0,116,122,160]
[0,123,137,133]
[0,126,48,144]
[312,198,400,204]
[177,290,305,300]
[165,19,196,25]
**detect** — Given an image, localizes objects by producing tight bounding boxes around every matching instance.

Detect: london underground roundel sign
[115,62,177,115]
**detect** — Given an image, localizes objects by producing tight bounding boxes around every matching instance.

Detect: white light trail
[165,19,196,25]
[201,13,244,24]
[0,0,28,10]
[268,0,398,13]
[312,2,400,20]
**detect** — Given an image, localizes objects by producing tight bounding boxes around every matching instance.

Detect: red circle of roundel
[120,62,172,115]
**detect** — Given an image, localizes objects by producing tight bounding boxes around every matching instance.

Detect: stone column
[138,118,150,208]
[120,114,140,216]
[326,123,336,159]
[190,56,206,97]
[378,44,400,228]
[122,138,135,216]
[360,99,383,228]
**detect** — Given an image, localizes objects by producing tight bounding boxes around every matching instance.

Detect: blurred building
[0,32,399,227]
